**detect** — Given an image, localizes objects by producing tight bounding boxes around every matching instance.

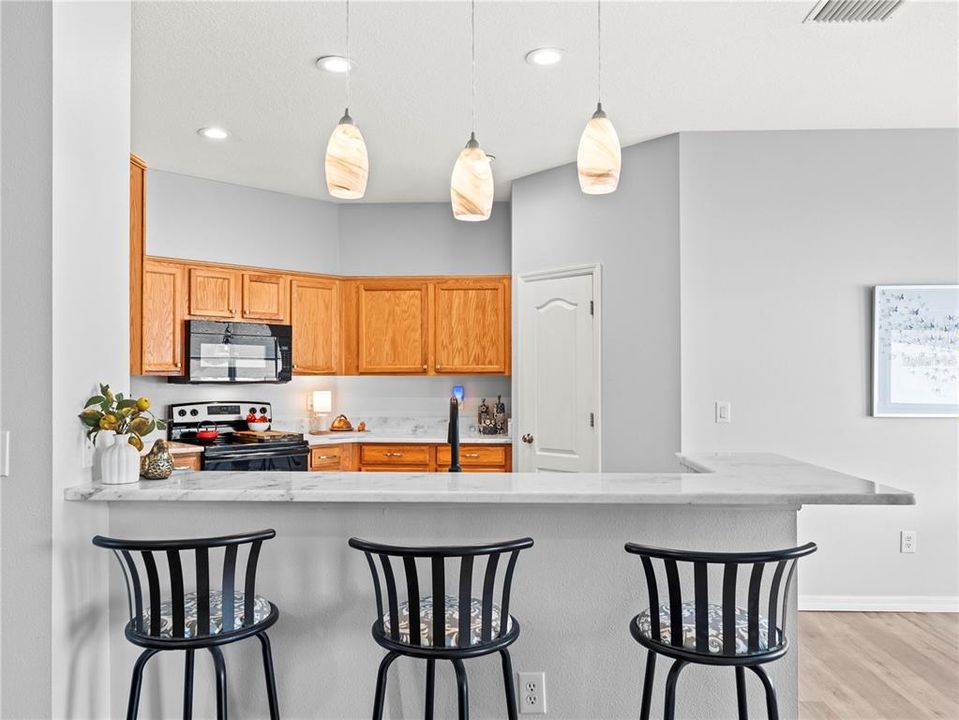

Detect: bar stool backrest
[625,542,817,657]
[93,529,276,640]
[349,537,534,649]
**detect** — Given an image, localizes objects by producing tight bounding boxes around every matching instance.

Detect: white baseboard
[800,595,959,612]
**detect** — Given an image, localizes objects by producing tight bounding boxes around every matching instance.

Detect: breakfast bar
[64,453,912,720]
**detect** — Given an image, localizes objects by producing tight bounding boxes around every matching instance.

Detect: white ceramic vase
[100,432,141,485]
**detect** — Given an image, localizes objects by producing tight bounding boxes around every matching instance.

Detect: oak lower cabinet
[172,453,201,471]
[188,266,238,319]
[433,278,510,374]
[359,444,431,471]
[141,259,185,375]
[356,280,430,374]
[309,444,355,471]
[242,272,287,322]
[290,277,339,374]
[436,444,512,472]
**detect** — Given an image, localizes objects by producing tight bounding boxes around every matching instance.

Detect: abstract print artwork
[873,285,959,417]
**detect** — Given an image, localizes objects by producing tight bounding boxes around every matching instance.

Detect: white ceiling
[132,0,958,203]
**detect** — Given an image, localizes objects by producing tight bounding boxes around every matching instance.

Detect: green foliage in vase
[78,383,168,451]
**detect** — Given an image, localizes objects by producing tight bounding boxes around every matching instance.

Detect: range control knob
[259,407,268,415]
[190,409,199,417]
[249,407,257,416]
[177,409,187,417]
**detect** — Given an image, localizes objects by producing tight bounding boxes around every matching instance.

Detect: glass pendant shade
[325,110,368,200]
[577,103,621,195]
[450,133,494,222]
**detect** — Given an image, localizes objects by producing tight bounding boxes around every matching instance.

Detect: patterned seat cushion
[635,602,773,655]
[383,594,512,647]
[137,590,272,638]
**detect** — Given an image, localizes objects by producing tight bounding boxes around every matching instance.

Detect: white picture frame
[872,284,959,418]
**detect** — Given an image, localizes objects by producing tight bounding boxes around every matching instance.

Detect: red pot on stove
[196,421,219,441]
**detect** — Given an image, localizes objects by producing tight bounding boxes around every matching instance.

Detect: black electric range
[168,401,309,472]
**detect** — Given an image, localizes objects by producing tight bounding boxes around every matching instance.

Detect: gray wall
[1,3,54,715]
[679,129,959,607]
[338,202,510,275]
[511,135,682,472]
[147,169,340,272]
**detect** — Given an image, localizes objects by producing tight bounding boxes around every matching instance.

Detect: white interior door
[517,266,600,472]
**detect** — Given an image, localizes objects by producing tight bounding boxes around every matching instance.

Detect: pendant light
[577,0,621,195]
[325,0,368,200]
[451,0,493,222]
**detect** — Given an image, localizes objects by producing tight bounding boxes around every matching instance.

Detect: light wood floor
[800,612,959,720]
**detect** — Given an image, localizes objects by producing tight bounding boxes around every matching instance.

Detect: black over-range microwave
[169,320,293,384]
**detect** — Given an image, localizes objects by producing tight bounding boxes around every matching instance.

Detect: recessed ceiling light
[197,126,229,140]
[525,47,564,66]
[316,55,354,73]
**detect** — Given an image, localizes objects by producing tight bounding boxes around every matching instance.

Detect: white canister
[100,432,141,485]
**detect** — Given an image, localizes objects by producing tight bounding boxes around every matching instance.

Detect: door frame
[514,263,602,472]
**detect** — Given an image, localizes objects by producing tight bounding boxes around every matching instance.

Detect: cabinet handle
[422,364,427,370]
[436,365,442,370]
[385,452,403,458]
[317,455,330,460]
[464,453,480,458]
[175,362,181,368]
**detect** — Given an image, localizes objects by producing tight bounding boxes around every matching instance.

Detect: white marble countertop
[63,452,914,506]
[306,432,511,446]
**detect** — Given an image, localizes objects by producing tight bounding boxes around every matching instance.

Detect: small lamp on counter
[310,390,333,435]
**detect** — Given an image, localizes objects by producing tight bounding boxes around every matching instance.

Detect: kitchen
[1,2,956,720]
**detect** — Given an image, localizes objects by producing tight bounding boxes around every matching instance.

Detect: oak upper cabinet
[188,266,238,319]
[356,279,430,374]
[290,277,338,374]
[141,259,185,375]
[242,272,288,322]
[433,278,510,374]
[129,155,146,375]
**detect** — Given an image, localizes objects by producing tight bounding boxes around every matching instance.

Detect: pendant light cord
[597,0,602,106]
[346,0,351,113]
[471,0,476,135]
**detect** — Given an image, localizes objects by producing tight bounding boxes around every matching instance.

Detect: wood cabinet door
[356,280,429,374]
[433,278,509,374]
[242,272,288,322]
[141,260,184,374]
[129,155,146,375]
[290,277,338,374]
[188,267,238,318]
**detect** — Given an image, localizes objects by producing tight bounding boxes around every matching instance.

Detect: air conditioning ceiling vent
[804,0,905,23]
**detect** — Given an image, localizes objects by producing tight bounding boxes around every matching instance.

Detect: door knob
[521,434,534,444]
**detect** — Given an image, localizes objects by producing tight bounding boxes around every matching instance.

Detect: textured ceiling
[132,1,958,203]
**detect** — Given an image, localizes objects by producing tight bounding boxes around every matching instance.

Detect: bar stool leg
[183,650,195,720]
[257,633,281,720]
[499,648,518,720]
[451,658,470,720]
[372,651,399,720]
[749,665,779,720]
[735,666,748,720]
[209,645,228,720]
[126,648,159,720]
[662,659,687,720]
[639,650,657,720]
[424,658,436,720]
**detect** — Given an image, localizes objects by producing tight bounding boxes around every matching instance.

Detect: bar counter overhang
[64,453,913,720]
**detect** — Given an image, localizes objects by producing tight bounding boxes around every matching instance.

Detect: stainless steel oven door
[201,447,309,472]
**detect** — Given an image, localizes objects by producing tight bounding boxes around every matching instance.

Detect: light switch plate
[715,401,732,424]
[0,430,9,477]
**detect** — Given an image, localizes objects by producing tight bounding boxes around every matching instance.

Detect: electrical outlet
[518,671,546,714]
[900,530,917,553]
[715,401,732,424]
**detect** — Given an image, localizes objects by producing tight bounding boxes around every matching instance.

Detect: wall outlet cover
[518,671,546,714]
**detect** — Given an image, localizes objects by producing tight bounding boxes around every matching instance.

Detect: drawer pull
[384,452,403,458]
[464,453,480,458]
[316,455,330,460]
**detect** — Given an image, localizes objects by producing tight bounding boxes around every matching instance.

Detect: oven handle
[207,447,308,462]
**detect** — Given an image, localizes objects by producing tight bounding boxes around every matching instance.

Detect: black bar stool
[93,529,281,720]
[625,541,817,720]
[349,536,534,720]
